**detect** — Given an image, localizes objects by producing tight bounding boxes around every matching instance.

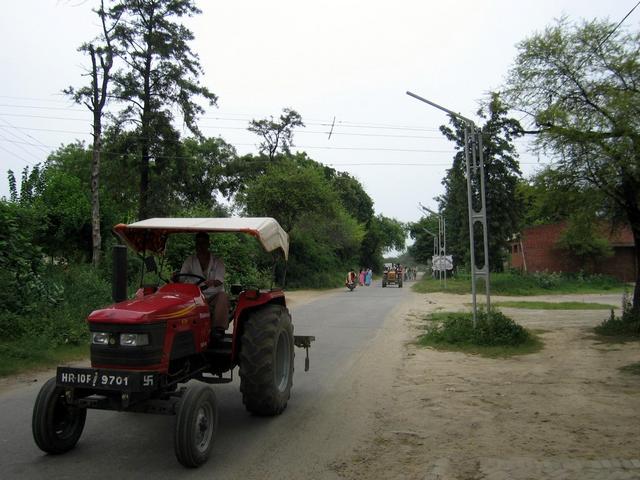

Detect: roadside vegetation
[595,292,640,339]
[490,301,616,310]
[619,362,640,376]
[412,271,623,296]
[417,309,542,358]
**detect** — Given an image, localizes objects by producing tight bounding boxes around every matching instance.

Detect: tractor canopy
[113,217,289,260]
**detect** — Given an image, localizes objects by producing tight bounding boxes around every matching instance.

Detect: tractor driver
[180,232,230,341]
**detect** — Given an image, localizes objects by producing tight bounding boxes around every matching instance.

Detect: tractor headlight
[91,332,111,345]
[119,333,149,347]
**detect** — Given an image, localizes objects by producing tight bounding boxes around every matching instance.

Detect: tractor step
[195,371,233,384]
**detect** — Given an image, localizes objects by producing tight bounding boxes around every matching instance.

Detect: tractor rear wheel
[32,377,86,454]
[174,384,218,468]
[239,304,294,416]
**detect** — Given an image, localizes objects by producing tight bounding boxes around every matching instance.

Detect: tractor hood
[88,284,203,325]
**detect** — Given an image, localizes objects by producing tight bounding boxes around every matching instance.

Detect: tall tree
[240,158,364,287]
[248,108,305,161]
[65,0,118,266]
[110,0,217,219]
[506,17,640,311]
[360,215,406,271]
[408,215,441,266]
[439,93,524,271]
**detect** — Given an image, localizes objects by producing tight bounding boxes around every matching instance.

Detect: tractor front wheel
[239,304,294,416]
[174,384,218,468]
[32,377,86,454]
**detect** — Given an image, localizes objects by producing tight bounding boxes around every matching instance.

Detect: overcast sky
[1,0,638,225]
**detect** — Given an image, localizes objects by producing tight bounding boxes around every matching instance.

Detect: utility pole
[407,90,490,326]
[421,227,439,285]
[420,204,447,289]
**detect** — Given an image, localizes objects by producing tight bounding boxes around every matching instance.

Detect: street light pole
[421,227,438,282]
[408,90,491,326]
[420,204,447,288]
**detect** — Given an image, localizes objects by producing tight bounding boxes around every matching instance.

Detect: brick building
[509,222,636,282]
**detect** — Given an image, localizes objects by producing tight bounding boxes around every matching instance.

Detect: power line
[0,136,455,155]
[0,121,449,142]
[0,96,444,132]
[592,1,640,55]
[0,117,50,153]
[0,143,35,166]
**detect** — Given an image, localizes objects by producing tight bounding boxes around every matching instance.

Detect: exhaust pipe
[112,244,128,302]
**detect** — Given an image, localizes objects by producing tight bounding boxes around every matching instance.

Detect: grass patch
[418,311,456,322]
[417,310,542,358]
[0,340,89,377]
[619,362,640,376]
[421,338,543,358]
[491,301,616,310]
[413,271,624,296]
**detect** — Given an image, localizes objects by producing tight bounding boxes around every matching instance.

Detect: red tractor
[31,217,314,468]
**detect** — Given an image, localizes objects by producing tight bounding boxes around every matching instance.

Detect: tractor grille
[89,322,166,367]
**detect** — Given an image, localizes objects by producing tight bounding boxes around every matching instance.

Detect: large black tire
[32,377,86,454]
[174,384,218,468]
[239,304,294,416]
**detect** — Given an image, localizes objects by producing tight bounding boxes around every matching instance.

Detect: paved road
[0,283,409,479]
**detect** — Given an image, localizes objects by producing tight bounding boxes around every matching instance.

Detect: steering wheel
[172,273,208,291]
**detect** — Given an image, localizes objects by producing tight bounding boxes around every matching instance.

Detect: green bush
[595,291,640,337]
[0,263,110,347]
[414,270,622,296]
[420,309,531,346]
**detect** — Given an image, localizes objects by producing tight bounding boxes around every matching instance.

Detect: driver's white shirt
[180,254,225,299]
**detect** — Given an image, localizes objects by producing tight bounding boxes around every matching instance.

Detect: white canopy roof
[113,217,289,259]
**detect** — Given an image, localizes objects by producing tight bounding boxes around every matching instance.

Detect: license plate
[56,367,157,391]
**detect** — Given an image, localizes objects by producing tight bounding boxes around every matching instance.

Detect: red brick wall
[509,223,636,282]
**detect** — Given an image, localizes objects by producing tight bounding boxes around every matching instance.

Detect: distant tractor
[381,264,403,288]
[32,217,314,468]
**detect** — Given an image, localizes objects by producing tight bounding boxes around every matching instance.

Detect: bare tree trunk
[91,125,102,267]
[139,141,150,220]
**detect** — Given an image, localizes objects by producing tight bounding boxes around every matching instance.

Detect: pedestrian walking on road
[359,269,365,286]
[365,268,372,286]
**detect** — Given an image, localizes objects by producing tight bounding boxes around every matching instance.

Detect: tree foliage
[360,215,406,271]
[517,167,608,227]
[408,215,440,265]
[108,0,217,219]
[239,157,370,286]
[248,108,305,161]
[506,17,640,310]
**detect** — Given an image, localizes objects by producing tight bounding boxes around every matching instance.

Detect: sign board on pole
[431,255,453,271]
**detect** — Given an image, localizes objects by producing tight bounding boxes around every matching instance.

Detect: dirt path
[334,291,640,480]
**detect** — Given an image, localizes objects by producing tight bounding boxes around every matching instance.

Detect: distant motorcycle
[345,271,357,292]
